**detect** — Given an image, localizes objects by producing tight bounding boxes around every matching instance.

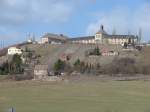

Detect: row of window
[8,49,21,52]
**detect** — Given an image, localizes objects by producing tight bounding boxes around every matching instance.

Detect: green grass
[0,80,150,112]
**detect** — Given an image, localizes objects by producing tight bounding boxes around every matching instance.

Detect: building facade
[7,47,22,55]
[41,33,68,44]
[70,25,138,45]
[34,65,49,80]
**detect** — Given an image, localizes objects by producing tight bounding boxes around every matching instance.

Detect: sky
[0,0,150,47]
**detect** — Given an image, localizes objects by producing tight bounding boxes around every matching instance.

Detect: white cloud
[86,3,150,41]
[0,0,75,43]
[0,0,74,27]
[30,0,73,23]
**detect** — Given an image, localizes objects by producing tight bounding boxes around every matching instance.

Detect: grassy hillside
[1,80,150,112]
[137,46,150,64]
[21,44,150,75]
[22,44,123,67]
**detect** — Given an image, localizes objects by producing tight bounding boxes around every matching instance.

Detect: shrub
[123,42,128,49]
[74,59,81,67]
[0,54,24,75]
[9,54,24,74]
[139,64,150,75]
[0,61,9,75]
[103,57,137,75]
[54,59,66,72]
[73,59,87,73]
[94,47,101,56]
[86,47,101,56]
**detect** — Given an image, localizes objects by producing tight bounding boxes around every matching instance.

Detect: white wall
[8,47,22,55]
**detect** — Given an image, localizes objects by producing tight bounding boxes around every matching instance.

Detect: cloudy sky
[0,0,150,46]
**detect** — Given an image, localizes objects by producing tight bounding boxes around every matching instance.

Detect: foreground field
[0,80,150,112]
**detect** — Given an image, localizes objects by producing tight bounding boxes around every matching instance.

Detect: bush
[73,59,101,75]
[73,59,86,73]
[9,54,24,74]
[86,47,101,56]
[53,59,73,75]
[94,47,101,56]
[54,59,66,72]
[74,59,81,67]
[0,61,9,75]
[123,42,128,49]
[139,64,150,75]
[103,57,137,75]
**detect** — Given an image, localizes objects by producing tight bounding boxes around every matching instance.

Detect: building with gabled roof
[41,33,68,44]
[69,25,138,45]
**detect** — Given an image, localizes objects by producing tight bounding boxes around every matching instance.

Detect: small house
[34,65,49,80]
[102,51,119,56]
[8,47,22,55]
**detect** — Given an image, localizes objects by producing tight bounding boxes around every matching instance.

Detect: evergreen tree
[54,59,65,72]
[123,42,128,49]
[74,59,81,67]
[10,54,23,74]
[74,59,82,72]
[94,47,101,56]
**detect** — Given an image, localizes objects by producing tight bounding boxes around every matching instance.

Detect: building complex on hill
[41,25,139,45]
[70,25,138,45]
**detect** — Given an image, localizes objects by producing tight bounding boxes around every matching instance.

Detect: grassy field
[1,80,150,112]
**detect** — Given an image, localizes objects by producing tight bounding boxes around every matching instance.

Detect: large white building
[8,47,22,55]
[70,25,138,45]
[40,25,139,45]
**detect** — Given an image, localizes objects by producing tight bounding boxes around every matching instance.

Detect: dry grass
[22,44,123,66]
[1,80,150,112]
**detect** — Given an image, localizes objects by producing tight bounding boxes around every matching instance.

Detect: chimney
[60,34,63,37]
[101,25,104,31]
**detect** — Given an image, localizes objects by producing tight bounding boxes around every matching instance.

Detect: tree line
[0,54,24,75]
[53,57,150,76]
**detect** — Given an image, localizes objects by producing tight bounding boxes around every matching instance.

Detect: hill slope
[22,44,123,68]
